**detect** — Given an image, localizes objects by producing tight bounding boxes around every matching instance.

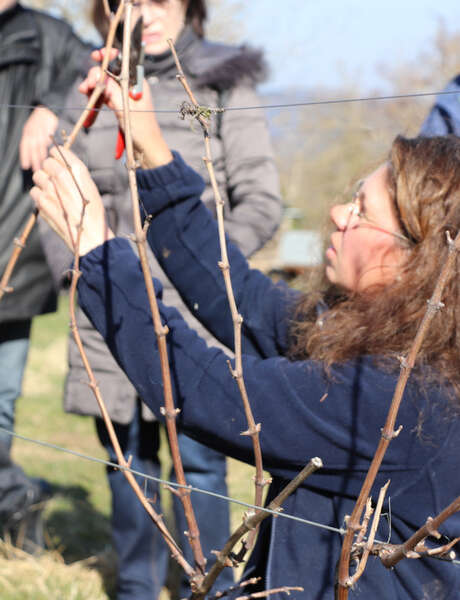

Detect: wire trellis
[1,86,459,116]
[2,426,460,568]
[0,426,343,536]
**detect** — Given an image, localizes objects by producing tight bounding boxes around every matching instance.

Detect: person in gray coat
[45,1,282,597]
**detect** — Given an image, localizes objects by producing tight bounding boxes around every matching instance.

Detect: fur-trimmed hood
[185,37,268,91]
[144,26,268,91]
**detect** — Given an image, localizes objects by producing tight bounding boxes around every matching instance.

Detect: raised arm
[137,153,297,357]
[40,59,297,357]
[28,149,333,476]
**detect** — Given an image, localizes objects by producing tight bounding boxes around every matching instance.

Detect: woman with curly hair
[32,70,460,599]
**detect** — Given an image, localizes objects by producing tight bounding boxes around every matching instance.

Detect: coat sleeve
[419,76,460,136]
[137,153,298,358]
[217,84,283,257]
[77,237,444,487]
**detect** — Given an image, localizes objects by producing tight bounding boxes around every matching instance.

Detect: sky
[220,0,460,93]
[44,0,460,95]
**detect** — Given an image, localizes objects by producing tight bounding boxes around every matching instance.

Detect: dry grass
[0,540,112,599]
[3,296,259,598]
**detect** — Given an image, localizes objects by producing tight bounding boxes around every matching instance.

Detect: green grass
[3,295,257,598]
[14,296,112,560]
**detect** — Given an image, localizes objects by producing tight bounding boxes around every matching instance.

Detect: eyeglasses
[344,184,413,246]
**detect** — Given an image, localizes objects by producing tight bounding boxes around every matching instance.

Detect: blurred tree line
[273,22,460,232]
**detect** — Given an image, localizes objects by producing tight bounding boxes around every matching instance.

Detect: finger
[30,185,43,210]
[49,145,81,172]
[91,48,118,63]
[41,155,62,175]
[31,185,75,250]
[19,137,31,170]
[32,169,59,197]
[45,148,91,199]
[78,66,104,96]
[19,150,31,171]
[31,140,50,173]
[91,49,103,62]
[40,156,73,185]
[30,184,59,226]
[32,169,51,188]
[30,153,40,173]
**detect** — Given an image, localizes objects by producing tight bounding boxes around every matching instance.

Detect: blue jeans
[171,433,234,598]
[0,320,31,451]
[96,403,234,600]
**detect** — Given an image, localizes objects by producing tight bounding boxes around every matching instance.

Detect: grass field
[1,295,256,599]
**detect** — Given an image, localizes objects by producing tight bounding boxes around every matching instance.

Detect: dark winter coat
[76,153,460,599]
[0,3,91,322]
[48,26,282,423]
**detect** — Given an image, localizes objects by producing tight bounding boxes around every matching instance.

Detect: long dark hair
[92,0,207,40]
[289,135,460,396]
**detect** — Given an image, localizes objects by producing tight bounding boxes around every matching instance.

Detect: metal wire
[0,426,345,536]
[2,86,460,116]
[3,427,460,566]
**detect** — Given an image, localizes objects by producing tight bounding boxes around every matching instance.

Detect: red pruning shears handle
[114,89,143,160]
[83,93,105,129]
[114,45,145,160]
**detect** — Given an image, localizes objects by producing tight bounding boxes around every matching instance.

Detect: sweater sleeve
[77,237,444,489]
[137,153,298,358]
[419,76,460,136]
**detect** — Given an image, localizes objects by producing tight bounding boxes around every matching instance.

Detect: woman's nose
[330,203,354,231]
[140,3,155,24]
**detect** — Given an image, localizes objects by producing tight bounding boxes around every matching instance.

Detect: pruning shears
[83,17,145,160]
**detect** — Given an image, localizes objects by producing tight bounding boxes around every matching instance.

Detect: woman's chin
[143,35,168,55]
[325,264,335,284]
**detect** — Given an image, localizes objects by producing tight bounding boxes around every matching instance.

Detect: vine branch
[168,37,270,554]
[379,493,460,568]
[191,457,323,599]
[50,140,192,576]
[120,1,206,586]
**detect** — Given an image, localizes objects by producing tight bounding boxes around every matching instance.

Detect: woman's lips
[325,246,336,261]
[143,30,162,42]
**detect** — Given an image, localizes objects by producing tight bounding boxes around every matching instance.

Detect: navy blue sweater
[78,154,460,599]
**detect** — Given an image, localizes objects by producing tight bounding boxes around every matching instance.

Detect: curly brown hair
[289,135,460,395]
[92,0,207,40]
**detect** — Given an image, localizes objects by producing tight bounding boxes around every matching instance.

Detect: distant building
[250,208,323,282]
